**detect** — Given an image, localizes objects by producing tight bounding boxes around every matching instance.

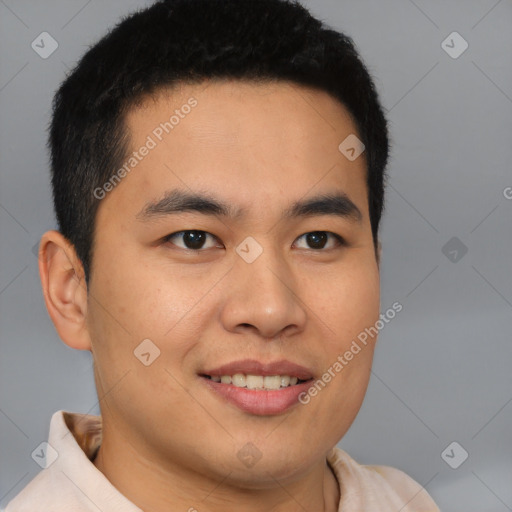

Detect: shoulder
[328,447,440,511]
[4,410,103,512]
[365,463,440,511]
[4,469,53,512]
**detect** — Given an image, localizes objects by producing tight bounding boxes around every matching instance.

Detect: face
[85,80,380,486]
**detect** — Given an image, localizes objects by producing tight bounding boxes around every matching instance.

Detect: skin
[39,80,382,512]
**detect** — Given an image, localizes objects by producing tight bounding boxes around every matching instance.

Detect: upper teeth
[210,374,299,390]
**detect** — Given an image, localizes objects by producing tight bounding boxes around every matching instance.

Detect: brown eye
[164,230,220,250]
[294,231,345,250]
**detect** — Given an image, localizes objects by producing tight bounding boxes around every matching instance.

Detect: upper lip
[201,359,315,380]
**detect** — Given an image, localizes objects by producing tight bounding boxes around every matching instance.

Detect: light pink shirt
[5,410,440,511]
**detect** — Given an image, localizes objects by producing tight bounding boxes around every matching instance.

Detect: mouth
[199,359,315,415]
[200,373,311,390]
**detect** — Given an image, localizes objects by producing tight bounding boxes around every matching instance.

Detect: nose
[220,247,307,340]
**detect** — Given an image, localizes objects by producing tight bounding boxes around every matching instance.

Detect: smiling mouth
[200,374,312,391]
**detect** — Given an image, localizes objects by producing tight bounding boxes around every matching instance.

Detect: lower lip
[201,377,313,415]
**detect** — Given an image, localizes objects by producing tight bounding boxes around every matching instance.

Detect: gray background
[1,0,511,510]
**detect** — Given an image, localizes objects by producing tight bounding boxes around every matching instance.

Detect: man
[6,0,440,510]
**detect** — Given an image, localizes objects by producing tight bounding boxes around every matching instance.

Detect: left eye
[163,230,344,251]
[293,231,345,250]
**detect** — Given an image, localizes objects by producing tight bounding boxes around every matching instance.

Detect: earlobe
[38,230,92,351]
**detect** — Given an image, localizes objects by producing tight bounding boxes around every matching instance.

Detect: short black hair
[49,0,389,286]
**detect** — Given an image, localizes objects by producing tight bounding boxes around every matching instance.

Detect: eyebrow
[136,188,363,224]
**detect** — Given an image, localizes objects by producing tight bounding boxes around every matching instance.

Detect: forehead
[102,80,369,224]
[127,79,360,144]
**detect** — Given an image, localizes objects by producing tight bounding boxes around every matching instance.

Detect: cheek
[90,244,178,336]
[310,256,380,346]
[88,246,217,376]
[86,253,207,426]
[298,257,379,419]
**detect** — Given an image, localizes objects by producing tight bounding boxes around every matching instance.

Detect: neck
[93,429,340,512]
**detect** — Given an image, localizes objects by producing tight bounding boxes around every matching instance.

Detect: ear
[38,230,92,351]
[376,239,382,269]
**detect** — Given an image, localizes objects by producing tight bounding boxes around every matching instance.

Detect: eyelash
[162,230,346,252]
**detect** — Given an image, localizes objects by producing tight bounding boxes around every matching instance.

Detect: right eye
[162,230,223,251]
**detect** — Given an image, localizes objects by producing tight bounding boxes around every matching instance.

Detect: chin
[220,458,312,489]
